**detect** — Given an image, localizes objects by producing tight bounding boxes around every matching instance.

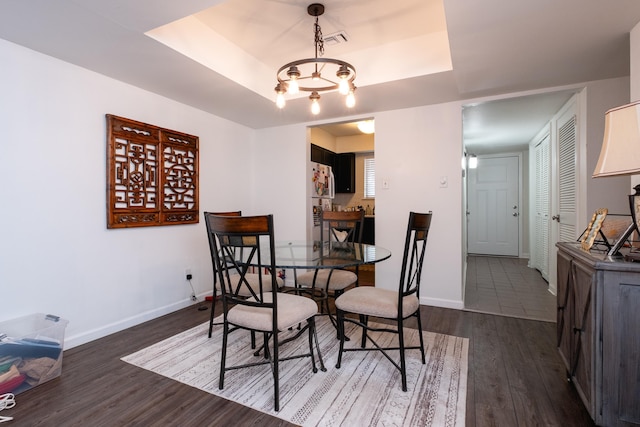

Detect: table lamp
[593,100,640,255]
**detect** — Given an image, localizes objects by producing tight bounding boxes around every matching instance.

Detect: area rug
[122,316,468,427]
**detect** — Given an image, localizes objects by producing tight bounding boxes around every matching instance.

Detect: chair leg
[218,322,228,390]
[208,284,218,338]
[272,330,280,412]
[306,318,319,373]
[262,332,270,359]
[335,309,345,369]
[397,317,407,392]
[415,312,426,364]
[360,314,368,348]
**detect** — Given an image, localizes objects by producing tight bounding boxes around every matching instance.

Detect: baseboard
[420,296,464,310]
[64,296,203,350]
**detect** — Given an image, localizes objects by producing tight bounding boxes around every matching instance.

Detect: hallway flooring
[464,255,556,322]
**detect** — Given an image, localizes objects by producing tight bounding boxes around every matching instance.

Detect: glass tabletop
[264,240,391,269]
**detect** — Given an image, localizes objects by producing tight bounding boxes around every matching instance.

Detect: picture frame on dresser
[580,208,608,251]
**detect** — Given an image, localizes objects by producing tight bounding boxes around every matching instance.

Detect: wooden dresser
[556,242,640,426]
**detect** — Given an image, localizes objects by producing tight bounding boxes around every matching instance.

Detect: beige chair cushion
[217,273,283,296]
[227,293,318,331]
[296,269,357,291]
[335,287,420,319]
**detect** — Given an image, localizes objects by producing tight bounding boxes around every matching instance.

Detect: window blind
[364,157,375,198]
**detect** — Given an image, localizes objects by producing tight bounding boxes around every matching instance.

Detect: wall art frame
[106,114,199,228]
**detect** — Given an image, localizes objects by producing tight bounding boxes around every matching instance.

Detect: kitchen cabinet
[556,242,640,426]
[363,216,375,244]
[311,144,335,167]
[335,152,355,193]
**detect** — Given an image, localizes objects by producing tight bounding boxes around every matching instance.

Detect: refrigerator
[311,162,334,241]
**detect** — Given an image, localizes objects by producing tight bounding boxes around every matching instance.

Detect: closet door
[534,134,550,280]
[548,96,579,295]
[556,112,578,243]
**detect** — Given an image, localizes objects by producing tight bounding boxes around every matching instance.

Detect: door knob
[552,215,560,222]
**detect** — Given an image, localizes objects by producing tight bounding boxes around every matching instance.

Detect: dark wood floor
[5,302,594,426]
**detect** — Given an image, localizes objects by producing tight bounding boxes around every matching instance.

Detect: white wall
[252,103,465,308]
[375,105,464,307]
[632,23,640,101]
[0,39,253,348]
[584,78,631,216]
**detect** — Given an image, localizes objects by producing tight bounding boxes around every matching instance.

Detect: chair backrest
[398,211,433,300]
[204,211,242,275]
[321,210,365,246]
[207,214,278,309]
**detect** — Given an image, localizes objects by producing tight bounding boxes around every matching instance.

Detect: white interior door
[468,155,520,256]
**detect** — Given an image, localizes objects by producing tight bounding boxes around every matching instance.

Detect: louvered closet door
[534,135,550,280]
[557,113,577,242]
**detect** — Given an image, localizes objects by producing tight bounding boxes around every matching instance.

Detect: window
[364,157,375,198]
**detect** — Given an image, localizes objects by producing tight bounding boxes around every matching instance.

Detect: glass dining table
[266,240,392,271]
[235,240,391,345]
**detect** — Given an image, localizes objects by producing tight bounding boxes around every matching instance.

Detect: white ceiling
[1,0,639,150]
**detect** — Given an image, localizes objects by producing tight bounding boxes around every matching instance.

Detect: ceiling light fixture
[275,3,356,115]
[357,120,375,134]
[468,155,478,169]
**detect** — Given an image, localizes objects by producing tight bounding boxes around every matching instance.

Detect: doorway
[462,91,577,319]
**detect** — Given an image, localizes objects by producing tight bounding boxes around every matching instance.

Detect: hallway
[464,255,556,322]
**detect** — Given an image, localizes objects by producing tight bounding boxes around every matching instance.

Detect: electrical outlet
[190,294,197,302]
[185,268,192,281]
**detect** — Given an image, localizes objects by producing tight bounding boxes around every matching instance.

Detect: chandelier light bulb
[346,90,356,108]
[287,78,299,95]
[287,66,301,94]
[310,91,321,115]
[338,78,349,95]
[275,84,286,108]
[337,65,350,95]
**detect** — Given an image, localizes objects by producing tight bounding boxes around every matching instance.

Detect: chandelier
[275,3,356,115]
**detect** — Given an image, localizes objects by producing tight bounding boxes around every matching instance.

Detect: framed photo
[581,208,608,251]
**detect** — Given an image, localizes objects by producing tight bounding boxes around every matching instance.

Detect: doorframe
[466,152,524,257]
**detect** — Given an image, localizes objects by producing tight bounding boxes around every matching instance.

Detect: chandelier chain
[314,17,324,58]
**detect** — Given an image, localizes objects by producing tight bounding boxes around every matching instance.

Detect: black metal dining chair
[208,213,324,411]
[204,211,284,338]
[295,210,364,323]
[334,211,432,391]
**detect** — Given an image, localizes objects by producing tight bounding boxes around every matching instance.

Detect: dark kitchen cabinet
[363,216,375,244]
[335,152,355,193]
[311,144,335,167]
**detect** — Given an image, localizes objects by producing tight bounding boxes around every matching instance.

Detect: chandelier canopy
[275,3,356,115]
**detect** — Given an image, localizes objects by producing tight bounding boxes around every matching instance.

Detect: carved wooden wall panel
[106,115,199,228]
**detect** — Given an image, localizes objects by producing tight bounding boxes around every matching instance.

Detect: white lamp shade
[593,100,640,177]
